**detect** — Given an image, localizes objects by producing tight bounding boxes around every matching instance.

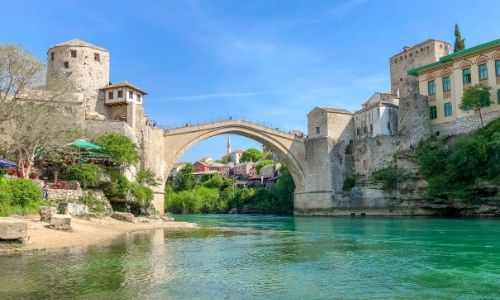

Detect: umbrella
[0,159,17,168]
[71,140,102,152]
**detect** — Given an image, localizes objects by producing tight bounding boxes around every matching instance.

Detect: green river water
[1,215,499,299]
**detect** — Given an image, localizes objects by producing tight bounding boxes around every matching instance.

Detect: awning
[72,140,102,152]
[0,159,17,168]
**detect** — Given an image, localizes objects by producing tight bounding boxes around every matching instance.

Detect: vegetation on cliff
[416,118,499,202]
[165,164,295,215]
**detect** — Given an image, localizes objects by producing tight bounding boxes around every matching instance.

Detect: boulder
[39,206,58,222]
[50,214,72,230]
[111,212,136,223]
[0,220,28,242]
[161,212,175,221]
[58,203,89,216]
[228,208,238,214]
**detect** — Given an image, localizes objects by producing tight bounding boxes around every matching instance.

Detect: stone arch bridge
[162,119,307,193]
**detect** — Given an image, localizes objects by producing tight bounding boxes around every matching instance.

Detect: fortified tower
[47,39,110,116]
[389,39,451,143]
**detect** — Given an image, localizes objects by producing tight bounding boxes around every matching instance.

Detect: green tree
[68,163,103,188]
[240,148,262,162]
[136,169,160,186]
[454,24,465,52]
[95,134,140,166]
[172,163,196,192]
[459,84,491,127]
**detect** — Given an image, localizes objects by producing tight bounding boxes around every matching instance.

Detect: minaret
[226,135,232,154]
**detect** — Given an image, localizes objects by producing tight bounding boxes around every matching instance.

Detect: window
[129,91,133,99]
[51,52,54,61]
[387,122,391,130]
[427,80,436,95]
[137,94,141,102]
[442,76,450,92]
[94,53,100,61]
[117,90,123,98]
[444,102,452,117]
[316,127,320,134]
[363,127,367,134]
[430,106,437,120]
[108,91,114,99]
[63,61,69,68]
[356,128,360,136]
[463,68,471,85]
[369,124,373,132]
[496,60,500,77]
[70,50,77,58]
[481,96,490,107]
[478,64,488,81]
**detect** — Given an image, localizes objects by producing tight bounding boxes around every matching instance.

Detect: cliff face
[339,149,500,217]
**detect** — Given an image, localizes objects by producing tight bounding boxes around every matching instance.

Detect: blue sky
[1,0,499,162]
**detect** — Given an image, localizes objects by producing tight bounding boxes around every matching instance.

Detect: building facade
[409,38,500,136]
[354,92,399,139]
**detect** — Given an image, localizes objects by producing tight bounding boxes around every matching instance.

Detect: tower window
[94,53,100,61]
[108,91,114,99]
[137,94,141,102]
[117,90,123,98]
[70,50,77,58]
[51,52,54,61]
[63,61,69,68]
[129,91,133,99]
[316,127,320,134]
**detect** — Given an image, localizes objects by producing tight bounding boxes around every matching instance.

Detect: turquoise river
[1,215,500,299]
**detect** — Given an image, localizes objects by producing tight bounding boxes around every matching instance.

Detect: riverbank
[0,215,198,254]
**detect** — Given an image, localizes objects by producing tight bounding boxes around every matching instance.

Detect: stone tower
[389,39,451,141]
[46,39,110,116]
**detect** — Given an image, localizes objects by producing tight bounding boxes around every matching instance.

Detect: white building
[354,92,399,139]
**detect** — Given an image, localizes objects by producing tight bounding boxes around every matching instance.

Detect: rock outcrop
[111,212,136,223]
[0,220,28,242]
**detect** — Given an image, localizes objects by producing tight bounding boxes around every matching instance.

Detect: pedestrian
[42,180,48,200]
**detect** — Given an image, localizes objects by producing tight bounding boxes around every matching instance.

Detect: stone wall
[455,110,500,134]
[47,188,84,202]
[141,126,167,213]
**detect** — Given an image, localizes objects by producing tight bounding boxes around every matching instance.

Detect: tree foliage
[459,85,491,127]
[416,118,500,201]
[240,148,262,162]
[454,24,465,52]
[68,163,103,188]
[0,44,45,124]
[3,103,80,177]
[172,163,196,192]
[95,133,140,166]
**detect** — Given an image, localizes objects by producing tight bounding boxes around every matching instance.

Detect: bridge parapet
[162,117,305,141]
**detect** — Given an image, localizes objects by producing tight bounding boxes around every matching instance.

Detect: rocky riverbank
[0,215,198,254]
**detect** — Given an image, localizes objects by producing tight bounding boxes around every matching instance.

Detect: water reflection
[1,216,500,299]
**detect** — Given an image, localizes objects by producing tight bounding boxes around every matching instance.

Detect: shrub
[342,177,356,192]
[8,178,42,211]
[0,187,12,217]
[96,134,140,166]
[68,163,102,188]
[129,182,153,206]
[372,167,401,190]
[79,191,105,213]
[102,173,130,198]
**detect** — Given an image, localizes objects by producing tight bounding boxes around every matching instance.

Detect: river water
[1,215,499,299]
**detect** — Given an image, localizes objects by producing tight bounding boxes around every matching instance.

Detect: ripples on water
[1,215,500,299]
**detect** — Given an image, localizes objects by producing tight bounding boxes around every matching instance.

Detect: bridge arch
[162,120,306,193]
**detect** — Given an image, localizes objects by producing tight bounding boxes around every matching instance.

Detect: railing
[161,116,305,137]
